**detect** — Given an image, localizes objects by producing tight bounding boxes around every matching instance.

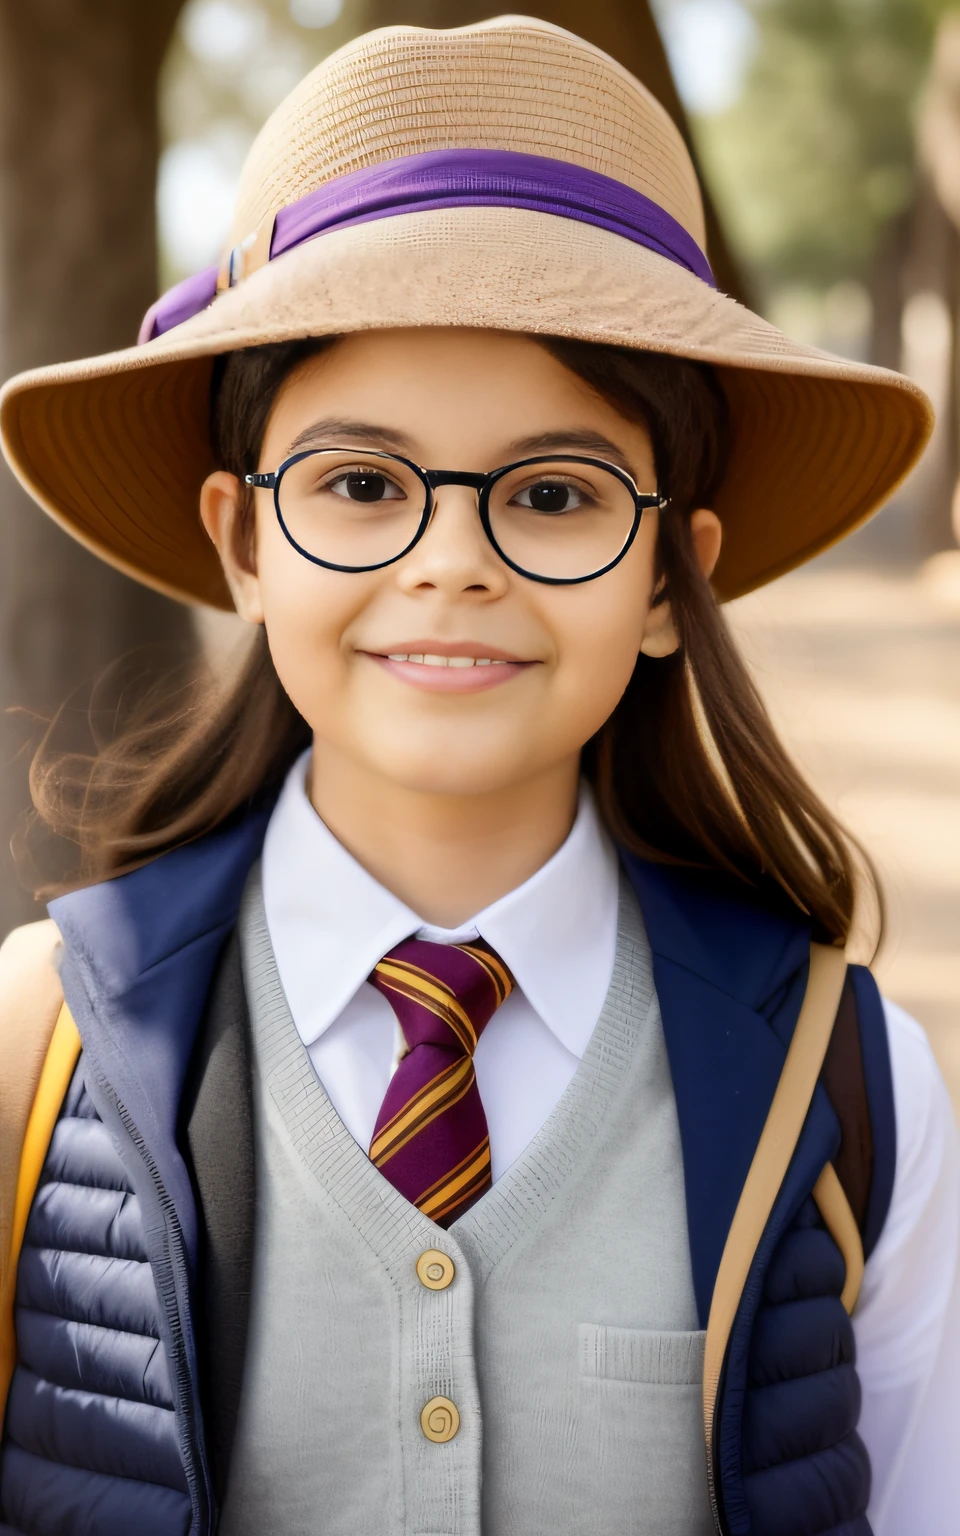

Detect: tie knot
[370,938,514,1056]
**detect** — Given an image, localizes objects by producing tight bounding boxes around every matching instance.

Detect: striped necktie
[368,938,514,1227]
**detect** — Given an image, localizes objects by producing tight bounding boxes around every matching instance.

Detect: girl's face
[203,328,718,802]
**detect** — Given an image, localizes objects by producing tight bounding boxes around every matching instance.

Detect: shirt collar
[261,751,620,1059]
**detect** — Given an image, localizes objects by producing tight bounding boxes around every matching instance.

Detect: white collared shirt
[262,753,619,1181]
[261,752,959,1534]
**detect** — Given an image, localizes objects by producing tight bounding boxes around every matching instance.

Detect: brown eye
[326,469,406,502]
[511,480,591,513]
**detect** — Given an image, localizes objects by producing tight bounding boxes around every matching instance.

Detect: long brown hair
[23,334,879,948]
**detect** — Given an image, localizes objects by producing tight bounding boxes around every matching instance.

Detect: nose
[394,484,509,598]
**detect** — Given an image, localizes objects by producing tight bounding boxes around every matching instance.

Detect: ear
[639,508,723,657]
[199,471,265,624]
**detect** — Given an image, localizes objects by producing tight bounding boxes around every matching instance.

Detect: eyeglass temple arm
[245,472,276,489]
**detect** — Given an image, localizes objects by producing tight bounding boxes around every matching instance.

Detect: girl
[0,16,956,1536]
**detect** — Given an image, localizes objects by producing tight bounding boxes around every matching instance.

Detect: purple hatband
[139,147,715,344]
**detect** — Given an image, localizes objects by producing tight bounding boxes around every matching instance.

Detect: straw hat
[0,15,933,609]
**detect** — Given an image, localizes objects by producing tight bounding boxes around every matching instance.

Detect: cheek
[557,602,645,731]
[545,555,653,734]
[253,514,362,715]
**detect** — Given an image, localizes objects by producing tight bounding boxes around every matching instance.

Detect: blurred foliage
[694,0,958,289]
[159,0,341,281]
[161,0,332,144]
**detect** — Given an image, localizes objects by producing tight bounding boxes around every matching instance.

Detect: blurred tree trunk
[0,0,191,935]
[864,17,960,563]
[329,0,748,304]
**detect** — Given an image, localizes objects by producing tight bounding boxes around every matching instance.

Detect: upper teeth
[386,654,507,667]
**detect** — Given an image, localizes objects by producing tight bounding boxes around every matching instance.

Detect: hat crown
[229,14,706,251]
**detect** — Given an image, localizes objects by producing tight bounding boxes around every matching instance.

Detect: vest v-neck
[240,865,655,1263]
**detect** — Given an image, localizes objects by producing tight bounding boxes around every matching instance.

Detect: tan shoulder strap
[701,943,861,1485]
[0,921,64,1310]
[812,1162,864,1312]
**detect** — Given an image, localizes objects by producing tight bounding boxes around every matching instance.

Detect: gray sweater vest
[220,871,714,1536]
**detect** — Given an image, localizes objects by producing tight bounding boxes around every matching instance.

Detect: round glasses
[246,449,667,585]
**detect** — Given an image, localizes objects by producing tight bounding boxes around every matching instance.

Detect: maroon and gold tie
[368,938,514,1227]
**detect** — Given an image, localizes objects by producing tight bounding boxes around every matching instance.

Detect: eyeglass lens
[277,450,641,579]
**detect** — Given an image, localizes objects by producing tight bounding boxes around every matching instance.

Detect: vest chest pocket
[576,1325,714,1535]
[578,1323,706,1384]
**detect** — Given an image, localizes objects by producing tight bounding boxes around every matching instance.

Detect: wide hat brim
[0,203,933,609]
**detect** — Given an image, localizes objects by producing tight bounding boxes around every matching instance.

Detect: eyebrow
[286,418,417,455]
[505,430,635,471]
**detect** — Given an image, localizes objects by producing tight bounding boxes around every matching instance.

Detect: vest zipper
[705,1421,724,1535]
[93,1071,212,1536]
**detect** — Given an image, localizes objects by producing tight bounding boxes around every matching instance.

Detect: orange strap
[0,1004,81,1419]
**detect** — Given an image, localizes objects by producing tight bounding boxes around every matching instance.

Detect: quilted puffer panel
[0,1054,188,1535]
[761,1225,847,1304]
[742,1437,871,1536]
[15,1247,162,1337]
[749,1297,854,1386]
[27,1174,147,1260]
[7,1371,186,1491]
[16,1310,173,1407]
[741,1363,861,1474]
[0,1446,191,1536]
[741,1200,871,1534]
[41,1116,137,1193]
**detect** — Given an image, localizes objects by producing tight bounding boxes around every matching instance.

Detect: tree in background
[696,0,954,293]
[672,0,960,558]
[0,0,194,934]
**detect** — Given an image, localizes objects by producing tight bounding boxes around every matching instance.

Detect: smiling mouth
[363,642,534,690]
[384,653,511,668]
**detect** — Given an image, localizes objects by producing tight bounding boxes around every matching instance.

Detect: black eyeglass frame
[245,449,669,586]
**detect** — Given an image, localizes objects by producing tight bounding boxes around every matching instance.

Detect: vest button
[416,1249,455,1290]
[420,1396,460,1443]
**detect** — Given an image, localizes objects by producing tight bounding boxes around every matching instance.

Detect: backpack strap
[809,964,875,1316]
[701,944,888,1513]
[702,942,849,1469]
[812,1162,864,1313]
[820,968,873,1233]
[0,919,79,1419]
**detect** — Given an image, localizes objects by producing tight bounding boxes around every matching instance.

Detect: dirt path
[728,561,960,1113]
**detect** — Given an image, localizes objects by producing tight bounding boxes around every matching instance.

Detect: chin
[370,746,528,799]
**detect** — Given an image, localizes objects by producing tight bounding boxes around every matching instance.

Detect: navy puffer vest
[0,1058,189,1536]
